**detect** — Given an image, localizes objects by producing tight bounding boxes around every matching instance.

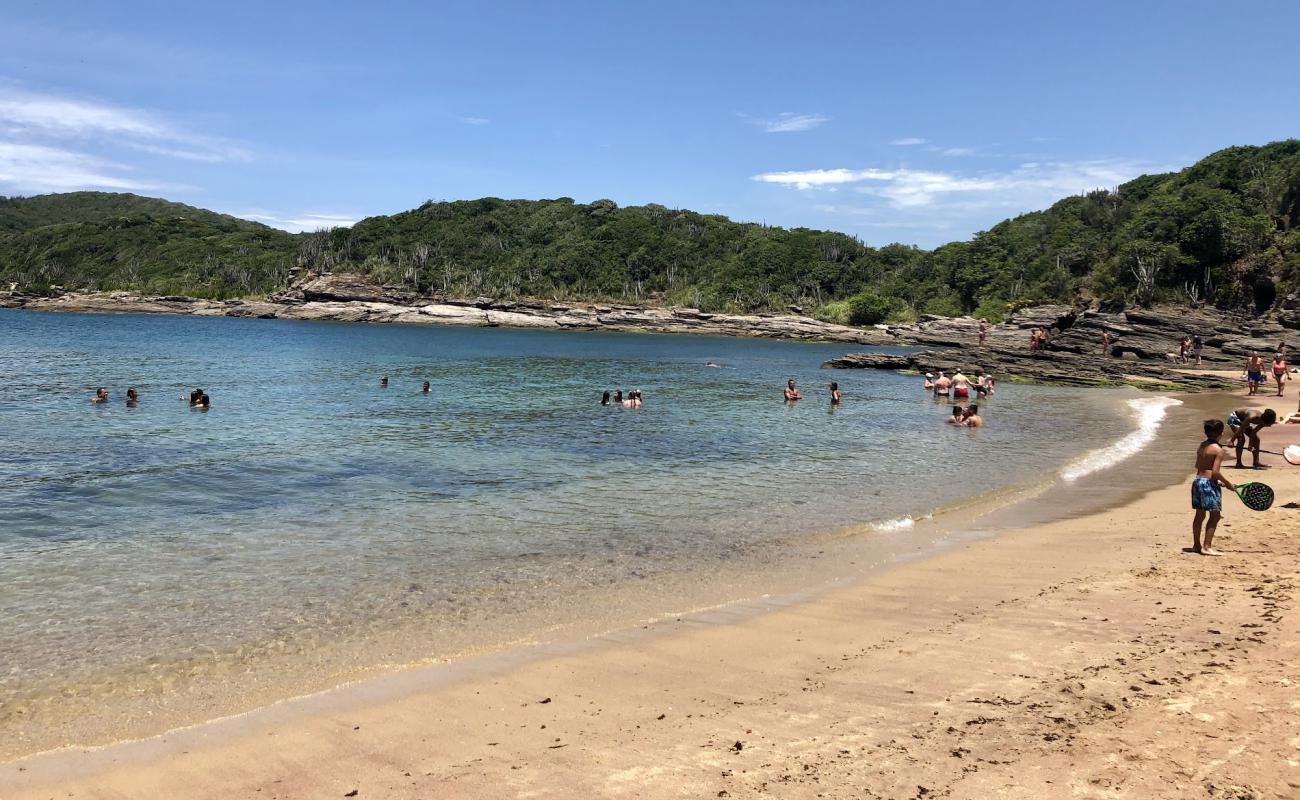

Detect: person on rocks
[1272,348,1289,397]
[961,404,983,428]
[1191,419,1233,556]
[933,371,951,397]
[1101,330,1111,356]
[1178,336,1190,364]
[1227,407,1277,469]
[784,379,802,402]
[829,382,841,406]
[1244,351,1264,395]
[1192,334,1204,366]
[978,321,988,346]
[126,387,139,407]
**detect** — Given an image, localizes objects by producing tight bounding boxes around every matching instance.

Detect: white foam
[870,516,915,532]
[1060,396,1182,481]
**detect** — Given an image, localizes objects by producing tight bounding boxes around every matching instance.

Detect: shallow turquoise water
[0,308,1137,726]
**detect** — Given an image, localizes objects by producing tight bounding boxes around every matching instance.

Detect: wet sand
[3,391,1298,799]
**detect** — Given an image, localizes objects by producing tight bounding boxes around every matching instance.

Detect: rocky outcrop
[823,348,1242,391]
[0,281,887,345]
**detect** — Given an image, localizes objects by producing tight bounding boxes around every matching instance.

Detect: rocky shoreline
[826,302,1300,391]
[0,273,883,345]
[5,274,1298,391]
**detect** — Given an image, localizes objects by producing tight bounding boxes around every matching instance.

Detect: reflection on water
[0,308,1140,751]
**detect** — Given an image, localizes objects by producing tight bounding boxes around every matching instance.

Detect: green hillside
[3,141,1298,318]
[0,192,297,298]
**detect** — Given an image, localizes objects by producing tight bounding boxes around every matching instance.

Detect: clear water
[0,308,1140,752]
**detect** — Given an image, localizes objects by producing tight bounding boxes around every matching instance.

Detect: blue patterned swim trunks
[1192,477,1222,511]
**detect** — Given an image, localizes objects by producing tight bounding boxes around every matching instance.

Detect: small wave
[870,516,915,532]
[1060,396,1182,481]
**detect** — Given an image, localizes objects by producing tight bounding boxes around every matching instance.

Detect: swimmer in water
[705,362,721,368]
[962,404,983,428]
[192,392,210,410]
[613,390,623,405]
[601,391,611,406]
[91,387,108,404]
[126,387,139,406]
[946,405,965,425]
[784,379,802,402]
[188,387,203,406]
[380,376,389,388]
[829,382,841,405]
[422,381,430,394]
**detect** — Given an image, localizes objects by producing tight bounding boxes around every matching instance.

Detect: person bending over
[1191,419,1233,556]
[1227,408,1277,469]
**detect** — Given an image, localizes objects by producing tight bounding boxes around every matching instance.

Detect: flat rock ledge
[0,288,881,345]
[823,349,1241,392]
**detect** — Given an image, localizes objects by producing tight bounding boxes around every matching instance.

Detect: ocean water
[0,308,1151,752]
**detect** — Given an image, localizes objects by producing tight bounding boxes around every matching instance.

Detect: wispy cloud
[936,146,975,157]
[753,160,1153,207]
[457,116,490,126]
[890,137,927,146]
[763,112,830,133]
[236,210,361,233]
[0,142,165,192]
[738,111,830,133]
[0,87,249,162]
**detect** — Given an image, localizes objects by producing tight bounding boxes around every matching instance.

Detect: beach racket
[1234,482,1275,511]
[1253,445,1300,466]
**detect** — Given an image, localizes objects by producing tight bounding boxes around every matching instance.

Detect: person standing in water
[962,405,983,427]
[601,391,611,406]
[923,372,935,391]
[829,382,841,406]
[1191,419,1233,556]
[380,377,389,388]
[126,387,139,406]
[422,381,430,394]
[945,405,965,425]
[933,371,951,397]
[951,368,971,400]
[784,379,802,401]
[91,387,108,404]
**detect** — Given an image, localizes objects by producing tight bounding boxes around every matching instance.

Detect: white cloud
[890,137,927,146]
[938,147,975,156]
[754,159,1153,208]
[0,141,163,192]
[763,112,830,133]
[457,116,490,126]
[0,87,249,162]
[236,210,361,233]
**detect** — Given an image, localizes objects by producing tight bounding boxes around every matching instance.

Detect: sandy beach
[3,390,1298,799]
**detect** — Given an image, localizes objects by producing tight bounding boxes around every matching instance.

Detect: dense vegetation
[3,141,1298,320]
[0,193,296,298]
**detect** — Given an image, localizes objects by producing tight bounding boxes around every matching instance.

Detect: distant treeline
[2,140,1298,322]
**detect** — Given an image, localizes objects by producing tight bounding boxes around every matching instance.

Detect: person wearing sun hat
[923,372,935,391]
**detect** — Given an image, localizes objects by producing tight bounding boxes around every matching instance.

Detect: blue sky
[1,1,1297,246]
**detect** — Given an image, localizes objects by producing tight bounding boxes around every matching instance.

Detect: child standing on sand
[1191,419,1234,556]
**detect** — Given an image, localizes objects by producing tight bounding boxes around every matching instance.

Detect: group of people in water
[779,379,841,406]
[924,368,992,428]
[601,389,643,408]
[90,387,140,406]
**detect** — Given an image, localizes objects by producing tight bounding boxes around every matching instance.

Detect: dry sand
[3,393,1298,800]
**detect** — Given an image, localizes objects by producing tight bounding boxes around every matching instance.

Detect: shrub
[847,291,896,325]
[922,295,963,317]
